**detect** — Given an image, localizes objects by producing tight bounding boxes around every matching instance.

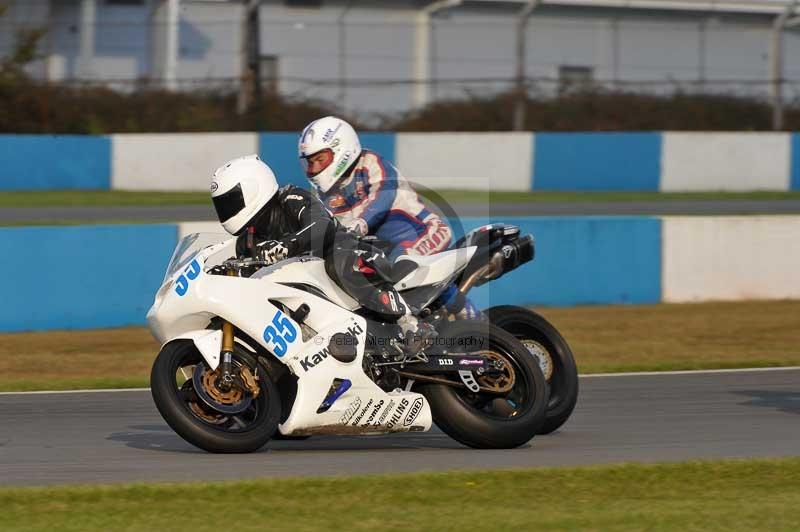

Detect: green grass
[2,300,798,392]
[3,459,800,531]
[3,189,800,209]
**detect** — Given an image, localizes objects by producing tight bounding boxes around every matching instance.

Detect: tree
[0,3,47,80]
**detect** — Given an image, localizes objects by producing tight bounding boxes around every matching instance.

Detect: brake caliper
[239,366,260,398]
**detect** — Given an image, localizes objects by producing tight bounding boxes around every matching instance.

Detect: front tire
[417,320,548,449]
[485,306,579,435]
[150,340,281,453]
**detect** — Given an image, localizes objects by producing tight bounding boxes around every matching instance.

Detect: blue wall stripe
[259,132,396,190]
[0,224,177,332]
[0,135,111,190]
[791,133,800,191]
[450,216,662,307]
[359,132,396,167]
[0,215,661,332]
[532,133,662,191]
[258,132,306,188]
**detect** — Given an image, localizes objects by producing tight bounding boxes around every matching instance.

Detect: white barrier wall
[662,216,800,302]
[179,221,225,238]
[660,132,791,192]
[101,131,799,192]
[112,133,258,190]
[395,132,533,191]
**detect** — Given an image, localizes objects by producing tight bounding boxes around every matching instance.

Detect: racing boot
[397,311,437,355]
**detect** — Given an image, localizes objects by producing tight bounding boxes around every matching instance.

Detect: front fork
[218,269,237,391]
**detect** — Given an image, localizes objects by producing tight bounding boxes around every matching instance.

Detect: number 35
[262,310,297,357]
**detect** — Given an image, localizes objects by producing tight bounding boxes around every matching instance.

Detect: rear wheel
[485,306,578,435]
[150,340,281,453]
[417,320,548,449]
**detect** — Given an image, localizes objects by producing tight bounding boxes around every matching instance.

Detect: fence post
[771,1,799,131]
[513,0,539,132]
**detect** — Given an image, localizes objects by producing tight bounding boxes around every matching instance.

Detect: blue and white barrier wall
[1,215,798,332]
[4,131,800,192]
[0,134,111,190]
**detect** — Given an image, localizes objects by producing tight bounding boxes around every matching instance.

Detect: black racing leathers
[235,185,406,321]
[235,185,334,259]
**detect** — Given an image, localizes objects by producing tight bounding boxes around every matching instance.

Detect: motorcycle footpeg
[290,303,310,324]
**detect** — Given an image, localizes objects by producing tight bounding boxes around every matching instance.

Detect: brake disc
[192,364,253,415]
[522,340,554,381]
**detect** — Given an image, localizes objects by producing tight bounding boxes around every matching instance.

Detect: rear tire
[417,320,548,449]
[150,340,281,453]
[485,306,578,435]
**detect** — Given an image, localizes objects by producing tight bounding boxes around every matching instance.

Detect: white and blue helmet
[298,116,361,193]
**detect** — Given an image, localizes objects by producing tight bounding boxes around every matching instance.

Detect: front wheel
[150,340,281,453]
[416,320,548,449]
[485,306,579,435]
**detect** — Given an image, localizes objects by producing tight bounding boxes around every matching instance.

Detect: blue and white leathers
[318,150,453,260]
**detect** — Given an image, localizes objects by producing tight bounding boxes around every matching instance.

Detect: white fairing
[394,246,477,290]
[251,257,360,311]
[147,233,433,436]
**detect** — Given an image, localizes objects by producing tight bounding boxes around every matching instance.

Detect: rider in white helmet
[298,116,482,320]
[210,154,421,334]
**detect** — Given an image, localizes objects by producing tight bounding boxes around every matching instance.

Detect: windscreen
[164,232,230,283]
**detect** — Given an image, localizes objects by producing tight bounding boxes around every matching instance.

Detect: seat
[393,246,477,290]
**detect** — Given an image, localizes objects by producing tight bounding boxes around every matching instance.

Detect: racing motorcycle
[147,232,549,453]
[453,224,579,435]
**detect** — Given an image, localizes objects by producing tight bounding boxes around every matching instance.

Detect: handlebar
[218,258,276,272]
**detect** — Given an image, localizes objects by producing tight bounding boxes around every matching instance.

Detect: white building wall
[617,17,702,82]
[46,1,152,83]
[176,2,243,83]
[257,2,417,114]
[7,0,800,113]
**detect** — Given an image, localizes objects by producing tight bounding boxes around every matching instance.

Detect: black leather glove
[256,240,289,264]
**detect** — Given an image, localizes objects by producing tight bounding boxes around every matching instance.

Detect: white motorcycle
[147,232,548,453]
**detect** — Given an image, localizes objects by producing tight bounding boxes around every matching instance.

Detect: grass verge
[2,300,798,392]
[3,458,800,532]
[3,189,800,208]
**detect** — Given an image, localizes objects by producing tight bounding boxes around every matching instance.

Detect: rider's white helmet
[210,154,279,235]
[298,116,361,193]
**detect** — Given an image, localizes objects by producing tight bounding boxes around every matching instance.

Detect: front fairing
[147,233,235,342]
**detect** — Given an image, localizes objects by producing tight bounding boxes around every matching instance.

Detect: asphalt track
[3,200,800,224]
[1,368,798,487]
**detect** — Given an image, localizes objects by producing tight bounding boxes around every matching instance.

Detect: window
[558,65,594,94]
